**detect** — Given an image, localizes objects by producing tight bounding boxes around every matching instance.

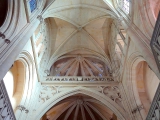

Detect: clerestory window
[29,0,37,12]
[122,0,130,14]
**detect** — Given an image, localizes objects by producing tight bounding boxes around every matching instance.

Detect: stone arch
[3,60,25,111]
[46,48,112,75]
[35,87,129,120]
[4,51,35,112]
[0,0,20,38]
[13,51,36,118]
[17,51,35,103]
[127,52,159,119]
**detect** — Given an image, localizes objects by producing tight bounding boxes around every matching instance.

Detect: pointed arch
[127,52,160,119]
[47,47,112,71]
[34,87,129,120]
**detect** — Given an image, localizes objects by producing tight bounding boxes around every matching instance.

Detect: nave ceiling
[1,0,160,120]
[42,94,116,120]
[37,0,121,77]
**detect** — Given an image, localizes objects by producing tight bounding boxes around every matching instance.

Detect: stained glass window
[122,0,130,14]
[29,0,37,13]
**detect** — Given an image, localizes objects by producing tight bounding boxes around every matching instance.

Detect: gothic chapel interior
[0,0,160,120]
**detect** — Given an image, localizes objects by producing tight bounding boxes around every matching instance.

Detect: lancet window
[29,0,37,12]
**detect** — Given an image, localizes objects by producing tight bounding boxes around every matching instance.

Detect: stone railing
[150,12,160,72]
[0,80,16,120]
[44,76,114,82]
[146,83,160,120]
[147,12,160,120]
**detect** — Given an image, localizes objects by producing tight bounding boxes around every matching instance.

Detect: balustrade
[150,12,160,72]
[45,76,114,82]
[147,12,160,120]
[146,84,160,120]
[0,80,16,120]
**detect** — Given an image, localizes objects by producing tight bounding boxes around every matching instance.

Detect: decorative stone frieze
[99,86,123,109]
[44,76,114,82]
[38,86,59,104]
[38,85,123,109]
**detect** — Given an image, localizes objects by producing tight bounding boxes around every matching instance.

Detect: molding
[43,4,117,19]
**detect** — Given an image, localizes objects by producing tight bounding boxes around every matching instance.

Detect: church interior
[0,0,160,120]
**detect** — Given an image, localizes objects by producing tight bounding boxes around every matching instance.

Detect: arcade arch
[35,87,130,120]
[127,54,159,119]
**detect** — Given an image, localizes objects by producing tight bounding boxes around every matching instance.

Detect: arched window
[34,24,45,60]
[122,0,130,14]
[29,0,37,13]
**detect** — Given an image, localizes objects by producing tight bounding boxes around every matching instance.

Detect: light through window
[29,0,37,13]
[122,0,130,14]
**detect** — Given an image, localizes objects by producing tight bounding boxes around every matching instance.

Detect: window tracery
[50,56,109,77]
[119,0,130,14]
[122,0,130,14]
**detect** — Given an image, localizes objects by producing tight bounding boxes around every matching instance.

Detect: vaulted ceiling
[42,94,115,120]
[39,1,122,120]
[41,0,118,76]
[50,55,108,76]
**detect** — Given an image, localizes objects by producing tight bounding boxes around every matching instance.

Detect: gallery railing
[147,12,160,120]
[44,76,114,82]
[0,80,16,120]
[150,12,160,72]
[146,84,160,120]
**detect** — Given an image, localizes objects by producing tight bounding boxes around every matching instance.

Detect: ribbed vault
[50,55,110,76]
[41,94,117,120]
[47,16,113,60]
[41,0,117,73]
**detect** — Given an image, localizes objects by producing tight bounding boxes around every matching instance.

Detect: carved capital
[37,15,44,23]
